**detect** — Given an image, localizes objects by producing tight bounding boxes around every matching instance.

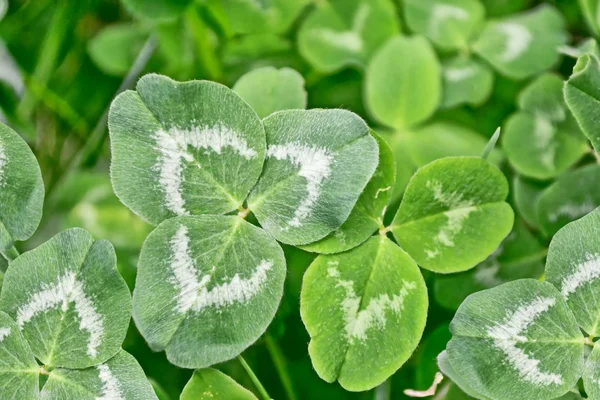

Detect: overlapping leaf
[109,74,266,225]
[247,109,378,245]
[297,0,399,73]
[132,216,286,368]
[473,5,568,79]
[440,56,494,109]
[583,344,600,400]
[536,165,600,237]
[365,36,441,130]
[232,66,307,118]
[546,208,600,337]
[301,236,428,391]
[391,157,514,273]
[0,311,39,399]
[40,350,158,400]
[565,53,600,154]
[404,0,485,51]
[447,279,585,400]
[0,228,131,368]
[434,219,545,310]
[502,74,588,180]
[181,368,257,400]
[0,122,44,255]
[300,133,395,254]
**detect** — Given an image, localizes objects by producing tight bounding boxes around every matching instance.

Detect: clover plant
[5,0,600,399]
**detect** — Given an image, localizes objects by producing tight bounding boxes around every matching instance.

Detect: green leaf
[0,311,39,399]
[109,74,266,225]
[565,53,600,154]
[232,67,307,119]
[0,122,44,253]
[181,368,257,400]
[391,157,514,273]
[299,133,395,254]
[502,74,588,180]
[0,228,131,368]
[546,208,600,336]
[438,350,490,400]
[441,55,494,109]
[132,215,286,368]
[211,0,310,35]
[297,0,399,73]
[365,35,441,130]
[536,165,600,237]
[88,23,146,77]
[512,175,547,230]
[583,344,600,400]
[382,122,503,203]
[301,236,428,391]
[473,5,568,79]
[404,0,485,51]
[447,279,585,400]
[121,0,192,21]
[40,350,158,399]
[579,0,600,36]
[247,109,378,246]
[434,219,545,310]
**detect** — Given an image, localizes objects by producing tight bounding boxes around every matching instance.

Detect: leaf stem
[374,379,391,400]
[1,245,19,261]
[43,35,157,210]
[238,355,270,400]
[264,333,297,400]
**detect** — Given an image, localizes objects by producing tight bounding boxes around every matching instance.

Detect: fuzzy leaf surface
[0,228,131,369]
[132,216,286,368]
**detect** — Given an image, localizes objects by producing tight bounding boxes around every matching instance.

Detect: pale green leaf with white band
[132,216,286,368]
[109,74,266,225]
[0,228,131,369]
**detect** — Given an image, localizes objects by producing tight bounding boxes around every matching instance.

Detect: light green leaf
[181,368,257,400]
[546,208,600,337]
[565,53,600,154]
[447,279,585,400]
[382,122,503,202]
[512,176,547,230]
[365,35,441,130]
[441,55,494,109]
[0,311,39,399]
[0,228,131,368]
[232,67,307,119]
[391,157,514,273]
[211,0,310,35]
[299,133,395,254]
[404,0,485,50]
[122,0,192,21]
[503,74,588,180]
[579,0,600,36]
[583,344,600,400]
[536,165,600,237]
[40,350,158,399]
[247,109,378,246]
[0,122,44,254]
[301,236,428,391]
[473,5,568,79]
[438,350,490,400]
[434,219,545,310]
[88,23,146,77]
[297,0,399,73]
[132,216,286,368]
[109,74,266,225]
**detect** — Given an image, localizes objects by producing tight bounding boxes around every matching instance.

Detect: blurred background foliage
[1,0,599,399]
